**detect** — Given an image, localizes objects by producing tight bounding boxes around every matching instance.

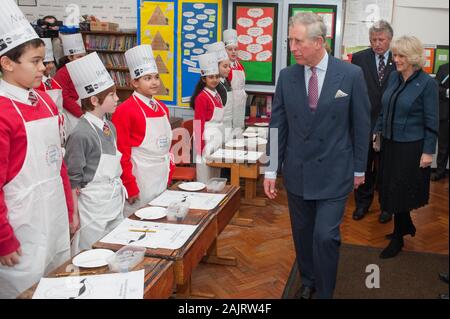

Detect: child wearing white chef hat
[53,32,87,135]
[223,29,247,129]
[207,41,233,140]
[112,45,174,217]
[190,52,224,183]
[64,52,125,254]
[0,0,74,298]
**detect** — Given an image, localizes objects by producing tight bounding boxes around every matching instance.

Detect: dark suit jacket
[435,63,449,121]
[269,55,371,200]
[374,70,439,154]
[351,48,396,129]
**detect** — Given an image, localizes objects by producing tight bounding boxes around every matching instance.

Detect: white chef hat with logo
[206,41,229,62]
[0,0,40,56]
[223,29,238,47]
[125,44,158,80]
[61,33,86,56]
[198,52,219,76]
[66,52,115,99]
[41,38,54,62]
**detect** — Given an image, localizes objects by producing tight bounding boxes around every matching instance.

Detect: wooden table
[93,184,240,298]
[17,255,174,299]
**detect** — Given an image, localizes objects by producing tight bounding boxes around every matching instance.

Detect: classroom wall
[392,0,449,45]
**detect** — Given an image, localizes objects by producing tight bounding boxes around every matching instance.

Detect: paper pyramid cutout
[157,79,170,96]
[152,31,170,51]
[155,55,169,74]
[148,5,169,25]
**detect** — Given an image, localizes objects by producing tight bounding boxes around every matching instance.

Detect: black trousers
[393,211,415,236]
[354,140,378,210]
[436,120,449,175]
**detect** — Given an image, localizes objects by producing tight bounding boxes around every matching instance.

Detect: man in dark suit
[263,12,370,299]
[431,63,449,181]
[350,20,396,223]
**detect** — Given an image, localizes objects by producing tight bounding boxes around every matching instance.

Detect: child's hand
[0,248,22,267]
[70,209,80,236]
[127,195,140,205]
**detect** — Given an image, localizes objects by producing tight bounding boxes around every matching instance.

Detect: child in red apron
[112,45,174,217]
[191,53,225,183]
[0,0,73,298]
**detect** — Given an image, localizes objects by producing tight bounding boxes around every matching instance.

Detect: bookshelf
[82,31,137,101]
[246,91,273,125]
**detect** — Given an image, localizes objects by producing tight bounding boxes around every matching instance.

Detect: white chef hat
[198,52,219,76]
[206,41,229,62]
[0,0,39,56]
[41,38,54,62]
[125,44,159,80]
[61,33,86,56]
[66,52,115,99]
[223,29,238,47]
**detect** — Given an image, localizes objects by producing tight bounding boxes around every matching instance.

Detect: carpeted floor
[282,244,449,299]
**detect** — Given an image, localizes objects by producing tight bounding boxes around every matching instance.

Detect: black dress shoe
[385,226,416,240]
[378,211,392,224]
[380,237,404,259]
[295,285,316,299]
[352,208,367,221]
[439,293,449,300]
[431,172,445,181]
[439,272,449,284]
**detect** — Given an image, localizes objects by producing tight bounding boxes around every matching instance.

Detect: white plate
[242,132,258,138]
[178,182,206,192]
[72,249,115,268]
[135,206,167,220]
[225,139,245,148]
[254,122,269,127]
[246,137,268,145]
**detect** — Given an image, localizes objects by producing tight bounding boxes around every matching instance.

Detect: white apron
[123,96,172,217]
[72,117,126,254]
[0,92,70,299]
[195,90,225,183]
[220,80,234,142]
[230,62,247,129]
[42,78,67,148]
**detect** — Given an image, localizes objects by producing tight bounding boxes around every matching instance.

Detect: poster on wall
[232,2,278,85]
[423,46,436,75]
[178,0,222,106]
[434,45,449,74]
[287,4,337,66]
[139,1,176,104]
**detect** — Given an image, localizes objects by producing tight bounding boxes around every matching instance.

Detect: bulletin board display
[138,0,222,106]
[287,4,337,66]
[434,45,449,74]
[232,2,278,85]
[423,46,436,75]
[178,0,222,106]
[139,1,177,104]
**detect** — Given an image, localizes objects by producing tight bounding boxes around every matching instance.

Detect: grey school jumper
[64,116,118,189]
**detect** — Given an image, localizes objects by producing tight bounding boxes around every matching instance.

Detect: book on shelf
[84,34,136,51]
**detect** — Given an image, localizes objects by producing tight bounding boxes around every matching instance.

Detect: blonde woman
[374,36,439,258]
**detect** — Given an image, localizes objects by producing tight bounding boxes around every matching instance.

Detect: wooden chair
[171,120,196,182]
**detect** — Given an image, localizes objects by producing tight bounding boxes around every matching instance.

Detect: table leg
[202,239,237,266]
[229,165,255,227]
[241,179,267,207]
[176,277,216,299]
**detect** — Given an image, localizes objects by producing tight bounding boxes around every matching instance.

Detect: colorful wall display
[178,0,222,106]
[232,2,278,85]
[287,4,337,66]
[139,1,176,103]
[139,0,221,106]
[434,45,449,74]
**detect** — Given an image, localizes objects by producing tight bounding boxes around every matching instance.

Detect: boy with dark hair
[0,0,74,298]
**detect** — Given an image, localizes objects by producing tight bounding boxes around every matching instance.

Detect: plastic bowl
[206,178,227,193]
[107,245,145,273]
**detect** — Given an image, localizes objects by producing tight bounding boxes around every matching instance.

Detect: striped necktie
[28,91,39,106]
